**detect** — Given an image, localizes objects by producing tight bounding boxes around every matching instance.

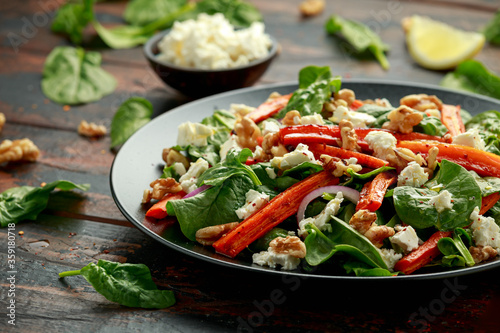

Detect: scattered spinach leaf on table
[41,46,116,105]
[482,10,500,45]
[51,1,92,44]
[440,60,500,100]
[124,0,187,26]
[110,97,153,148]
[59,259,175,308]
[325,15,390,70]
[0,180,90,227]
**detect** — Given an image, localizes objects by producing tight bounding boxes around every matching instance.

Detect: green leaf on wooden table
[184,0,263,27]
[325,15,390,70]
[59,259,176,308]
[110,97,153,148]
[440,60,500,100]
[482,10,500,45]
[124,0,187,26]
[0,180,90,227]
[51,1,92,44]
[41,46,116,105]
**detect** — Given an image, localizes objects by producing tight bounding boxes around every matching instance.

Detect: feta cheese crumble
[379,248,402,272]
[157,13,272,69]
[470,206,500,249]
[428,189,453,213]
[219,135,242,160]
[397,161,429,187]
[271,143,317,170]
[300,114,325,125]
[329,105,376,128]
[390,225,420,253]
[452,128,486,150]
[261,120,281,136]
[298,192,344,237]
[252,249,301,270]
[364,130,397,160]
[179,158,209,193]
[235,189,270,220]
[177,121,214,147]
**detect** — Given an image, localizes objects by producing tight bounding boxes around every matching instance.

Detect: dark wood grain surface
[2,0,500,332]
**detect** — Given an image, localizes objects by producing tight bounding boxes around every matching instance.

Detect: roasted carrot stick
[480,192,500,215]
[307,143,389,169]
[145,192,186,219]
[441,104,465,137]
[355,171,397,212]
[247,93,293,124]
[212,170,339,258]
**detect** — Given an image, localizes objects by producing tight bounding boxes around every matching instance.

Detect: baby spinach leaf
[325,15,390,70]
[393,160,481,231]
[41,46,116,105]
[304,218,388,269]
[276,66,341,118]
[0,180,90,227]
[124,0,187,26]
[249,227,289,252]
[482,10,500,45]
[59,259,175,308]
[440,60,500,100]
[201,110,236,130]
[110,97,153,148]
[184,0,263,27]
[437,228,474,267]
[469,170,500,197]
[51,1,92,44]
[465,110,500,155]
[414,115,449,136]
[197,148,261,186]
[167,175,254,240]
[343,260,394,277]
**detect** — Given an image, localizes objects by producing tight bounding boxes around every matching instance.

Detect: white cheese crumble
[270,143,316,170]
[177,121,214,147]
[235,189,270,220]
[172,162,186,176]
[261,120,281,136]
[300,114,325,125]
[397,161,429,187]
[364,130,397,160]
[157,13,272,70]
[219,135,242,161]
[428,190,453,213]
[379,248,402,272]
[179,158,209,193]
[329,105,376,128]
[252,249,301,270]
[265,167,277,179]
[470,206,500,249]
[390,225,420,253]
[298,192,344,237]
[452,128,486,150]
[229,103,256,117]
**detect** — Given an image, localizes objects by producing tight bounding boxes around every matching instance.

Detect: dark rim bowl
[143,29,279,98]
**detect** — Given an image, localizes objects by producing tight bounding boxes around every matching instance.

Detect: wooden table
[2,0,500,331]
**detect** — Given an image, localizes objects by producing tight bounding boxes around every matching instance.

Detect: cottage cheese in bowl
[156,13,272,70]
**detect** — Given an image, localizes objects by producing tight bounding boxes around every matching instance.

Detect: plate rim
[110,79,500,281]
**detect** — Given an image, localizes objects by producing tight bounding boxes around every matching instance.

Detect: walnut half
[0,138,40,164]
[195,222,240,246]
[269,236,306,258]
[0,112,5,133]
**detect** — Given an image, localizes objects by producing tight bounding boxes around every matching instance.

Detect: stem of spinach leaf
[58,269,82,278]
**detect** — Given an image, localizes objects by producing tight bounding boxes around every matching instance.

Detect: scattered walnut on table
[299,0,325,17]
[0,138,40,164]
[269,236,306,258]
[0,112,5,133]
[382,105,423,134]
[78,120,107,137]
[195,222,240,246]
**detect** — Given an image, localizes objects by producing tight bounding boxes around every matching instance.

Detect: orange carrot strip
[308,143,389,169]
[397,141,500,178]
[350,99,364,110]
[247,93,293,124]
[355,171,397,212]
[212,170,339,258]
[145,192,186,219]
[480,192,500,215]
[441,104,465,137]
[394,231,452,275]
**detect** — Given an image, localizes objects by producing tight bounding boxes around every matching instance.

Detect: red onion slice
[182,184,211,199]
[297,185,360,223]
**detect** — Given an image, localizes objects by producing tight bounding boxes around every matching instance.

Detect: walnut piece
[195,222,240,246]
[0,112,5,133]
[382,105,423,134]
[320,154,362,177]
[234,117,261,150]
[469,245,498,264]
[339,119,361,152]
[262,132,288,158]
[142,178,182,203]
[0,138,40,164]
[335,89,356,107]
[269,236,306,258]
[400,94,443,112]
[162,148,190,169]
[349,209,395,248]
[282,110,302,126]
[78,120,106,137]
[299,0,325,17]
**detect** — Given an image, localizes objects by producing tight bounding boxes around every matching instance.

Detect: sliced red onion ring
[297,185,360,223]
[182,184,211,199]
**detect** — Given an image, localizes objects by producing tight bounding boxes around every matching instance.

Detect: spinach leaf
[182,144,220,167]
[0,180,90,227]
[440,60,500,100]
[201,110,236,130]
[110,97,153,148]
[59,259,175,308]
[124,0,187,26]
[275,162,324,191]
[167,175,254,240]
[276,66,341,118]
[197,148,261,186]
[465,110,500,155]
[41,46,116,105]
[343,260,394,277]
[304,218,388,269]
[414,115,449,137]
[51,1,92,44]
[184,0,263,27]
[482,10,500,45]
[437,228,474,267]
[469,170,500,197]
[393,160,481,231]
[249,228,289,252]
[325,15,390,70]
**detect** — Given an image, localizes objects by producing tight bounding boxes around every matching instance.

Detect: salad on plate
[141,66,500,277]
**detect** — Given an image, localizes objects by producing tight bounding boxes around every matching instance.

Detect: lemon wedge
[404,15,485,70]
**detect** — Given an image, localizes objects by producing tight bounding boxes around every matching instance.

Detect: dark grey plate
[110,80,500,280]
